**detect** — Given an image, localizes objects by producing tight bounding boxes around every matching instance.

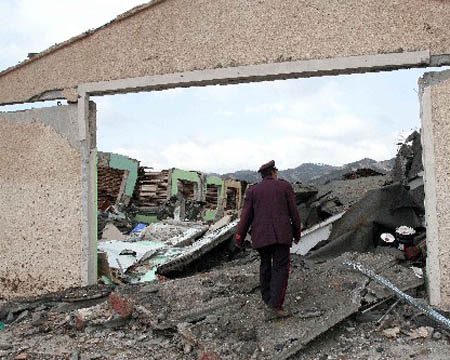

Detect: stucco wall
[0,105,84,298]
[420,70,450,310]
[1,0,450,104]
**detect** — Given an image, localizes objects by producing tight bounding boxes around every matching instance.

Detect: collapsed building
[98,153,245,230]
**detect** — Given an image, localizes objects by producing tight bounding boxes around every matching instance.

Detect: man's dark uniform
[236,160,301,311]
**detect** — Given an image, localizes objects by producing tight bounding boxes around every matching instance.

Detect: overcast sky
[0,0,440,174]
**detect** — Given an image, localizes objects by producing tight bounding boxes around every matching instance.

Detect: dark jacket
[237,177,301,248]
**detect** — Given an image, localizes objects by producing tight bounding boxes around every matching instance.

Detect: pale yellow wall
[1,0,450,104]
[0,105,83,298]
[224,179,243,210]
[422,72,450,310]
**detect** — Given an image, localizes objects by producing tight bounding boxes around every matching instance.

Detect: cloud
[245,102,285,113]
[96,76,399,174]
[110,130,394,174]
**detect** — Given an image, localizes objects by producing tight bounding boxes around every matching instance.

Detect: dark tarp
[307,184,423,259]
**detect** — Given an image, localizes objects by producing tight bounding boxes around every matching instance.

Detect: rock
[6,312,14,323]
[432,331,442,340]
[183,343,192,354]
[382,327,400,338]
[408,326,434,339]
[199,352,220,360]
[14,310,29,323]
[69,349,80,360]
[108,293,133,318]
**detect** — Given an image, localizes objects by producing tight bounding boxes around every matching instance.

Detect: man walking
[236,160,301,320]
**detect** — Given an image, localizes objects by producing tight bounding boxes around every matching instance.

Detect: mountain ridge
[220,157,395,184]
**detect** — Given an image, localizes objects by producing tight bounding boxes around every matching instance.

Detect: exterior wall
[0,105,85,298]
[2,0,450,105]
[420,70,450,310]
[204,176,225,222]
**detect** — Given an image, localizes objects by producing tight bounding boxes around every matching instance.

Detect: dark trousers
[256,244,291,309]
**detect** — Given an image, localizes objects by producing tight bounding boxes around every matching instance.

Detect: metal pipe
[344,261,450,330]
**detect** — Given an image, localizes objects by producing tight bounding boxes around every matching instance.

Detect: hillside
[222,158,395,184]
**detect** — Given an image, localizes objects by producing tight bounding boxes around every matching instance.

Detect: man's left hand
[235,233,243,248]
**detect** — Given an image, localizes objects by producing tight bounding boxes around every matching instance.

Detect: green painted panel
[109,153,139,197]
[204,209,217,222]
[135,214,159,224]
[171,169,200,196]
[206,176,224,197]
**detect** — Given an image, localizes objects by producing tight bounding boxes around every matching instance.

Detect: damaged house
[97,151,139,210]
[131,167,241,224]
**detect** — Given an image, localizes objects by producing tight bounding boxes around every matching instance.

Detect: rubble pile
[391,130,425,208]
[391,131,423,185]
[342,168,384,180]
[97,219,235,284]
[2,252,443,360]
[307,183,424,260]
[97,205,138,239]
[293,170,387,230]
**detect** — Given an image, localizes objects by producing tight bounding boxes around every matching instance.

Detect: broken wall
[420,70,450,310]
[2,0,450,105]
[204,176,225,222]
[170,169,202,200]
[224,179,242,211]
[107,153,139,205]
[0,105,86,298]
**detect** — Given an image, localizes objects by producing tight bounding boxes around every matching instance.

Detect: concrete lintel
[420,84,441,307]
[430,54,450,68]
[78,51,431,96]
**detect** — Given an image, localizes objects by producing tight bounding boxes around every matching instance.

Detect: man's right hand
[235,234,243,248]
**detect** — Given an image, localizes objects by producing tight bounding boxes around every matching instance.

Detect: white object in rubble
[291,212,345,255]
[395,226,416,236]
[98,240,167,271]
[380,233,395,243]
[100,223,128,242]
[411,266,424,279]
